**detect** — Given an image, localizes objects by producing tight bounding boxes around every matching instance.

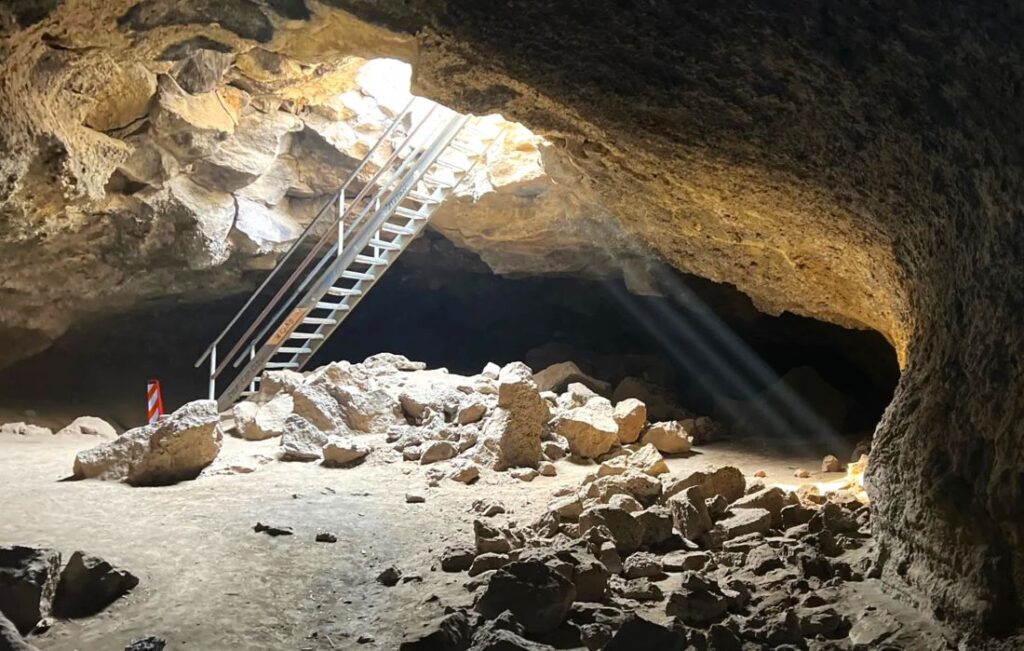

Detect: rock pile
[415,459,872,648]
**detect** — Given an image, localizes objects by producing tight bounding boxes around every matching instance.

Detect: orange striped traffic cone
[146,379,164,424]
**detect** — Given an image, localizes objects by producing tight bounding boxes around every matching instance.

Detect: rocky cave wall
[1,0,1022,636]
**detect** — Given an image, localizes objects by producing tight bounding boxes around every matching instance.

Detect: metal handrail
[210,103,444,379]
[231,113,459,369]
[193,96,419,368]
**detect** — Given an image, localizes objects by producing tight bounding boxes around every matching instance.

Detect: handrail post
[208,346,217,401]
[337,192,344,258]
[248,345,256,394]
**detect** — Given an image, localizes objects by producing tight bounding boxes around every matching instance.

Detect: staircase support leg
[208,346,217,401]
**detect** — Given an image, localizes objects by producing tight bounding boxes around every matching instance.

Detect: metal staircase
[195,98,505,411]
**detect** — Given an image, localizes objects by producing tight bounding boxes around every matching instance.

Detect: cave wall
[334,0,1024,633]
[0,0,1022,635]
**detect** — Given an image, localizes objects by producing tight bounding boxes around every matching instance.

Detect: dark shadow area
[0,231,899,440]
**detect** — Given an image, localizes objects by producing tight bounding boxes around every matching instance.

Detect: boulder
[457,400,487,425]
[612,377,688,421]
[732,487,787,528]
[171,48,232,94]
[623,552,664,579]
[0,546,61,635]
[605,615,685,650]
[474,520,513,555]
[420,441,458,465]
[584,471,663,504]
[614,444,668,476]
[822,454,844,473]
[476,560,576,634]
[0,612,37,651]
[291,384,346,434]
[398,610,472,650]
[449,460,481,484]
[483,363,548,469]
[233,394,293,440]
[664,573,730,626]
[663,466,746,504]
[532,361,611,395]
[714,508,773,541]
[322,436,370,467]
[668,486,712,540]
[640,421,692,455]
[636,507,675,547]
[613,398,646,444]
[259,369,305,397]
[662,551,711,573]
[440,547,476,573]
[555,400,620,459]
[52,552,138,618]
[55,417,117,438]
[578,506,644,553]
[279,415,328,462]
[469,554,510,577]
[73,400,221,486]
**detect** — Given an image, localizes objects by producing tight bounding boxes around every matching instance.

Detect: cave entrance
[0,228,898,488]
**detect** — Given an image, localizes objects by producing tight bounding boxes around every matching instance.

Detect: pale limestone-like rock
[663,466,746,504]
[483,363,548,469]
[322,436,371,466]
[556,382,601,411]
[600,444,668,477]
[613,398,647,444]
[732,486,787,528]
[73,400,221,486]
[449,459,481,484]
[511,467,538,482]
[481,362,501,379]
[538,461,557,477]
[279,415,328,462]
[420,440,458,465]
[291,383,346,434]
[555,399,619,459]
[608,493,643,513]
[149,74,245,159]
[457,400,487,425]
[139,175,235,269]
[55,416,117,438]
[822,454,844,473]
[233,394,293,440]
[259,370,305,398]
[231,198,303,257]
[640,421,692,455]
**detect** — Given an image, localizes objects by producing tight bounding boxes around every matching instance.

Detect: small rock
[475,559,576,634]
[511,467,538,482]
[578,506,644,553]
[448,459,481,484]
[616,577,663,601]
[279,415,329,462]
[793,468,811,478]
[315,531,338,543]
[473,499,507,517]
[605,615,685,649]
[254,522,294,537]
[377,566,402,586]
[322,436,370,467]
[713,508,772,541]
[753,469,767,478]
[405,493,426,504]
[821,455,844,473]
[668,485,712,540]
[420,440,458,465]
[124,636,166,651]
[598,541,623,574]
[538,461,557,477]
[474,520,513,555]
[541,440,567,461]
[440,546,476,573]
[662,550,710,573]
[622,552,664,579]
[612,398,647,444]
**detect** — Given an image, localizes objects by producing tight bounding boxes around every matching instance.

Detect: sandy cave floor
[1,431,950,650]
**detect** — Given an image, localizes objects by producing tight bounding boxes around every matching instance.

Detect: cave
[0,2,1022,650]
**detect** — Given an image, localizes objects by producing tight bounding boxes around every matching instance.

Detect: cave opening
[0,229,898,469]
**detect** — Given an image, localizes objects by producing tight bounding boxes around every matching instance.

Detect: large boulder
[73,400,222,486]
[233,394,293,440]
[55,416,117,438]
[640,421,692,455]
[482,363,548,469]
[554,399,620,459]
[52,552,138,618]
[279,415,328,462]
[475,559,576,634]
[0,546,61,635]
[613,398,647,444]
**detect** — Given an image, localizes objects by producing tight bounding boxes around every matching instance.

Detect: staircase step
[381,223,416,236]
[302,317,337,325]
[407,190,441,204]
[422,174,455,187]
[355,254,388,266]
[447,140,482,156]
[394,206,427,220]
[433,158,469,173]
[341,270,376,282]
[288,332,325,340]
[315,301,351,311]
[278,347,312,354]
[327,287,362,297]
[368,237,401,251]
[266,361,300,369]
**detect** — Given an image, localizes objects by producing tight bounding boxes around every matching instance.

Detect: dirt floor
[1,428,951,650]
